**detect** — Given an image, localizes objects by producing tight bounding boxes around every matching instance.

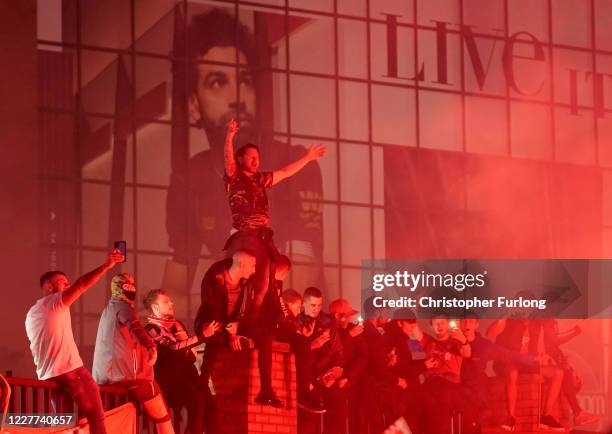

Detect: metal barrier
[3,376,185,433]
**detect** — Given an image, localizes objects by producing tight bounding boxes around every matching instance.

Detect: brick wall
[483,373,569,433]
[211,342,297,434]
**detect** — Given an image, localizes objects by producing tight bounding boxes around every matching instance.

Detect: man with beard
[222,119,325,322]
[93,274,175,434]
[164,8,325,292]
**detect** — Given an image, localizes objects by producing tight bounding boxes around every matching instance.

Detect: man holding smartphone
[26,249,124,434]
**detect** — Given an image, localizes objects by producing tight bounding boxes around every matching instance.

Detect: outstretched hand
[227,118,239,136]
[105,249,125,269]
[306,144,326,161]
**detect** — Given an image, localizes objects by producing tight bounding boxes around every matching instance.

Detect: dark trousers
[366,378,421,434]
[561,366,582,414]
[278,328,314,397]
[460,380,488,434]
[53,366,107,434]
[422,376,460,434]
[159,370,218,434]
[298,383,347,434]
[249,324,276,395]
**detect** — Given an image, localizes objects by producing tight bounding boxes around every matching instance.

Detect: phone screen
[114,241,127,262]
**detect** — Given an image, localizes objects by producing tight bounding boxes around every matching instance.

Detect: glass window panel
[271,72,288,133]
[38,46,77,111]
[79,0,131,50]
[417,0,460,27]
[465,96,508,156]
[508,0,550,44]
[80,115,117,181]
[136,123,172,186]
[510,101,552,160]
[80,50,124,116]
[598,116,612,168]
[341,205,372,266]
[323,266,341,301]
[554,107,595,165]
[246,8,288,70]
[372,147,384,206]
[370,22,416,85]
[39,113,77,178]
[338,0,366,17]
[43,0,76,44]
[373,208,386,259]
[135,56,172,123]
[338,19,367,79]
[79,184,137,251]
[323,204,339,264]
[81,183,110,247]
[137,253,174,301]
[289,75,336,138]
[603,171,612,226]
[552,0,591,48]
[288,260,324,294]
[304,139,337,201]
[370,0,414,24]
[289,0,333,13]
[553,48,593,107]
[463,37,506,96]
[417,30,462,91]
[123,187,136,249]
[134,2,176,56]
[463,0,505,35]
[419,91,463,151]
[596,54,612,118]
[339,81,368,141]
[137,188,170,251]
[341,268,362,305]
[371,84,416,146]
[595,0,612,51]
[506,40,551,102]
[340,142,371,204]
[247,0,285,7]
[289,15,335,75]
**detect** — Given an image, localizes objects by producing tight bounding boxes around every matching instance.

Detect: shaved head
[231,249,256,279]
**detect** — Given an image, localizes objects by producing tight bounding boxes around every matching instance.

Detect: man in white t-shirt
[25,249,124,434]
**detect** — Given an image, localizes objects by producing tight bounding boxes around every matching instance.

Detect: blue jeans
[53,366,106,434]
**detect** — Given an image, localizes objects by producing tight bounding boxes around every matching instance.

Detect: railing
[4,375,184,433]
[5,376,129,415]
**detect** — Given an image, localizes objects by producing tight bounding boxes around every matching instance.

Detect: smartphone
[114,240,127,262]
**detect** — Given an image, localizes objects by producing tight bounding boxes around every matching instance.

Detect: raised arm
[62,249,124,307]
[486,318,507,339]
[225,118,239,177]
[272,144,326,186]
